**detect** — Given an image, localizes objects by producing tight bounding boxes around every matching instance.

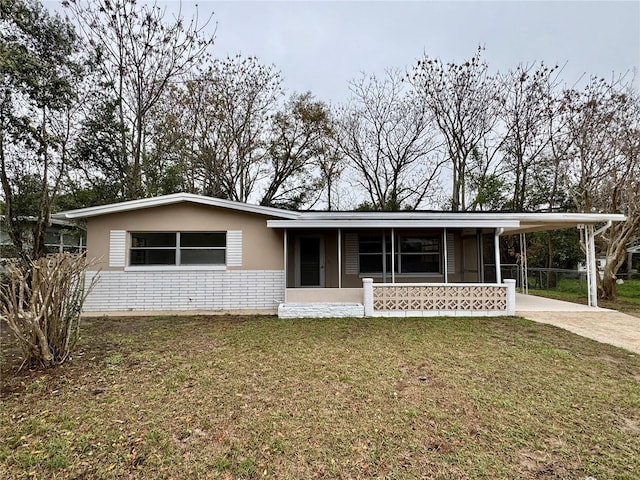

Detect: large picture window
[130,232,226,266]
[358,234,441,275]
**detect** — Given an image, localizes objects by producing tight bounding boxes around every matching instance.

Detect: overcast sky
[195,0,640,103]
[48,1,640,103]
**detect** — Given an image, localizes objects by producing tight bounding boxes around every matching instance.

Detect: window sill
[125,265,227,272]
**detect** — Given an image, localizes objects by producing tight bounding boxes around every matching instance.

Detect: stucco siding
[84,270,284,312]
[86,202,283,271]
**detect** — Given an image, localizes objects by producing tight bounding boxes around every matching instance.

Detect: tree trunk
[601,266,617,300]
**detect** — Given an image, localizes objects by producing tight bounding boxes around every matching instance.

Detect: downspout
[495,228,503,283]
[594,220,612,237]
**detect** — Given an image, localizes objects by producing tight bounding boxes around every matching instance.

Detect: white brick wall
[84,270,284,312]
[278,303,364,318]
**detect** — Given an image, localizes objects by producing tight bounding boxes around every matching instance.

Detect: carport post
[495,228,503,283]
[283,229,288,303]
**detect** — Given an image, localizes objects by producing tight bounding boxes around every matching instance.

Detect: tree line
[1,0,639,298]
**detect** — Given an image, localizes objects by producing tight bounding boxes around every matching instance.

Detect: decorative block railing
[362,279,516,316]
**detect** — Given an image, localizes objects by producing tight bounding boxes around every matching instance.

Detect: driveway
[516,294,640,354]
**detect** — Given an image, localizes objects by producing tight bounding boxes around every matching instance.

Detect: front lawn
[1,315,639,479]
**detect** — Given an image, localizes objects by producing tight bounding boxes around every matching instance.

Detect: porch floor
[515,293,611,312]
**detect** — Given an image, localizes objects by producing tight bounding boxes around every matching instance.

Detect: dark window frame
[358,233,442,275]
[129,232,226,266]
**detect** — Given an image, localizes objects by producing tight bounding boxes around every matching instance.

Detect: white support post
[283,229,288,303]
[505,279,516,315]
[495,228,502,283]
[585,224,598,308]
[363,278,374,317]
[478,229,484,282]
[338,228,342,288]
[391,228,395,284]
[443,228,449,284]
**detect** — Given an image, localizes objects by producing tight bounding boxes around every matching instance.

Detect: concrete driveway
[516,294,640,354]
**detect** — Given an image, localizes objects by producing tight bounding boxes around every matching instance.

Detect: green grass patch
[530,278,640,315]
[1,315,639,479]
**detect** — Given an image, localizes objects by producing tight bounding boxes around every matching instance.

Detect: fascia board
[52,193,300,220]
[513,213,626,223]
[267,219,521,229]
[502,213,627,234]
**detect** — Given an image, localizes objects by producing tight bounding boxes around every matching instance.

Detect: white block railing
[363,278,516,317]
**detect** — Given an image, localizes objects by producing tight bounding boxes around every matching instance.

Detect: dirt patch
[620,417,640,435]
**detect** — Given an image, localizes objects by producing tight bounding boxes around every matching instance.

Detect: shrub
[0,253,98,369]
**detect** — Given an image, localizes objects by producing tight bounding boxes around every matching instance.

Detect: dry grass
[1,315,639,479]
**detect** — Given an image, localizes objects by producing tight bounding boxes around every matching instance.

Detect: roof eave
[267,219,521,229]
[51,193,300,220]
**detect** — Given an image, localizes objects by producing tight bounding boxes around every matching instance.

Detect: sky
[190,0,640,103]
[47,0,640,104]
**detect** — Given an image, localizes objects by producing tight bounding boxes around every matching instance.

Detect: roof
[51,194,626,235]
[267,211,627,234]
[0,215,81,229]
[51,193,300,220]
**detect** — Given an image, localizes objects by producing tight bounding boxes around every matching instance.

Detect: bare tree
[182,56,283,202]
[316,131,345,211]
[337,70,442,210]
[65,0,215,199]
[499,62,562,211]
[411,46,501,211]
[561,76,640,299]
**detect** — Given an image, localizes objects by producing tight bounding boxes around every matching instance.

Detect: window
[358,235,392,274]
[358,234,441,275]
[398,236,440,273]
[130,232,226,266]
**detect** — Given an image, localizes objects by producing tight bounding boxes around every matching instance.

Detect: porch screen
[357,234,441,275]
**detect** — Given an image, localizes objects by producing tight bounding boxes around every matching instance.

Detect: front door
[296,235,325,287]
[462,234,480,282]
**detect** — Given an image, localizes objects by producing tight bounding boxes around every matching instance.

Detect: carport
[500,213,626,308]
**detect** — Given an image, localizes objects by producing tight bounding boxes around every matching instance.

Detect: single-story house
[52,193,625,317]
[1,215,86,257]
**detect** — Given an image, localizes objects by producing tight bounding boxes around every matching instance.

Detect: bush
[0,253,98,369]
